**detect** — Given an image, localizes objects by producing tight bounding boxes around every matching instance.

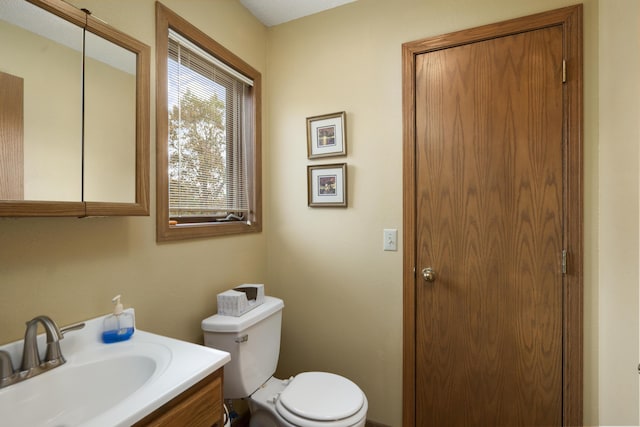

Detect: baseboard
[366,420,391,427]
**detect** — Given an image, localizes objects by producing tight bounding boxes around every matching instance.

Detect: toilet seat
[275,372,367,427]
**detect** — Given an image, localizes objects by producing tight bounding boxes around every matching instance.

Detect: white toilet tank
[202,296,284,399]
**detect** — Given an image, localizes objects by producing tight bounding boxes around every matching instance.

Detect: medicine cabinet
[0,0,149,217]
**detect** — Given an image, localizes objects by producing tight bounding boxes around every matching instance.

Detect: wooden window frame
[155,2,262,241]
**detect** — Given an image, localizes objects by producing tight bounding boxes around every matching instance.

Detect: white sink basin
[0,350,162,426]
[0,310,230,427]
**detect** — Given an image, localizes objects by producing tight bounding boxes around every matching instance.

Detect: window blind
[167,29,251,219]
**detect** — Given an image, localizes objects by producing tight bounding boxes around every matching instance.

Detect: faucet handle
[60,322,85,335]
[0,350,15,379]
[0,350,17,389]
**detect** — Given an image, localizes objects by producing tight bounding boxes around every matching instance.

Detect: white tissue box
[217,284,265,316]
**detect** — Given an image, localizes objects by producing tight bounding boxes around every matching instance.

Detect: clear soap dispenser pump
[102,294,135,343]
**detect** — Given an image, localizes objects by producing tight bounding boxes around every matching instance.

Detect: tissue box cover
[217,284,265,316]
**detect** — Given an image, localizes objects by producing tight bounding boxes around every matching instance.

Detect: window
[156,3,261,241]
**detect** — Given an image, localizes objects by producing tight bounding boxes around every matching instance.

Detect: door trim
[401,5,583,426]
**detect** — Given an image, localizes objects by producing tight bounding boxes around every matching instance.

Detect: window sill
[156,219,261,242]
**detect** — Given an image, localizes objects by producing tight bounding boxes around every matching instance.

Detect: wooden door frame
[401,5,583,426]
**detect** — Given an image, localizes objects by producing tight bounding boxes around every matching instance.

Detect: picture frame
[307,163,347,207]
[306,111,347,159]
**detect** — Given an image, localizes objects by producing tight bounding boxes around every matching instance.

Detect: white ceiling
[240,0,358,27]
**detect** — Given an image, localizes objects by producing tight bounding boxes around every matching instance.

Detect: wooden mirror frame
[0,0,149,217]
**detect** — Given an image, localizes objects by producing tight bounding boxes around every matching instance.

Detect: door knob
[422,267,436,282]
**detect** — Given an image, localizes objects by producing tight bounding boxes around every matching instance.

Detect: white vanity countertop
[0,310,230,427]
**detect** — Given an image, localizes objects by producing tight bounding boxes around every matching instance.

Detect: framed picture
[306,111,347,159]
[307,163,347,207]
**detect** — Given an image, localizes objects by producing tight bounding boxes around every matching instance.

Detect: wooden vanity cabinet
[134,369,224,427]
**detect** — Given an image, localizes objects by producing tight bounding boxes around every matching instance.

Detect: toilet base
[249,409,281,427]
[249,377,292,427]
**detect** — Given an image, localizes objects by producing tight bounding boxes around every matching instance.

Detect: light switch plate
[383,229,398,251]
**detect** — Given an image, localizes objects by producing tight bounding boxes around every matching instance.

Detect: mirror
[0,0,83,201]
[84,31,137,203]
[0,0,149,216]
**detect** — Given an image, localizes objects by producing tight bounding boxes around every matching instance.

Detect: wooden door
[402,6,583,427]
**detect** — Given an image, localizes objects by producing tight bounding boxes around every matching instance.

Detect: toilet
[202,296,368,427]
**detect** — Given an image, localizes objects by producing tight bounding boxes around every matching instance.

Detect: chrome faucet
[0,316,85,389]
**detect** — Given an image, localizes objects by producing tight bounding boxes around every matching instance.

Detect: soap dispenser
[102,294,135,343]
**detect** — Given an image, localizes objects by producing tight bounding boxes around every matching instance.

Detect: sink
[0,310,230,427]
[0,351,161,426]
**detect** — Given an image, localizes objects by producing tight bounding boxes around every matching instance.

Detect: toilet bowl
[249,374,367,427]
[202,296,368,427]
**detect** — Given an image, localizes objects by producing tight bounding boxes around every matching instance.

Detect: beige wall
[1,0,639,426]
[597,0,640,424]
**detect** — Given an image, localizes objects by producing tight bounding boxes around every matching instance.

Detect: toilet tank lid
[202,296,284,333]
